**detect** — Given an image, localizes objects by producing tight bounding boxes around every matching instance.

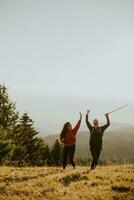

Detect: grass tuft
[112,185,131,192]
[59,172,88,186]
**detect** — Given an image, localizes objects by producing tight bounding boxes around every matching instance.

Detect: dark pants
[63,144,75,169]
[90,146,101,169]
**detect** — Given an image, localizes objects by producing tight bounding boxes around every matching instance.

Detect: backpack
[90,127,103,147]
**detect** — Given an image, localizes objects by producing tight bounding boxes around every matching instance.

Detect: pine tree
[0,84,18,164]
[0,84,19,133]
[44,144,53,166]
[0,84,51,166]
[12,112,49,166]
[0,140,14,164]
[51,139,62,166]
[15,113,37,146]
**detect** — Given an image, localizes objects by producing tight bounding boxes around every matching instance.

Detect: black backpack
[90,127,103,146]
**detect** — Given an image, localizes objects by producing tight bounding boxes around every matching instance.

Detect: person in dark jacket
[86,110,110,169]
[60,112,82,169]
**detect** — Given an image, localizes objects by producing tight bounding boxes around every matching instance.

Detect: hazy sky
[0,0,134,133]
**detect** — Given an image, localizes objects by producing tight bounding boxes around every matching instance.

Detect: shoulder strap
[91,127,103,135]
[99,127,103,136]
[91,127,94,134]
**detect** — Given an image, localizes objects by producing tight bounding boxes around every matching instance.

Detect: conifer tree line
[0,84,62,166]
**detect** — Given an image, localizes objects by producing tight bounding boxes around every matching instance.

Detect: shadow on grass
[59,172,89,186]
[112,185,131,192]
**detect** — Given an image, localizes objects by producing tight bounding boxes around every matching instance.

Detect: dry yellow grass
[0,164,134,200]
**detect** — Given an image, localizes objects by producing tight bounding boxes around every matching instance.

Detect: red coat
[63,120,81,145]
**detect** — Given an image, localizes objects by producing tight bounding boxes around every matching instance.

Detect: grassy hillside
[0,165,134,200]
[44,130,134,162]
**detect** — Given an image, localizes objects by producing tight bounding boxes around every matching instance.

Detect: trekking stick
[107,104,128,115]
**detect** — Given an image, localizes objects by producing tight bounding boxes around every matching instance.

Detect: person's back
[60,112,82,169]
[62,120,81,145]
[90,127,103,148]
[85,110,110,169]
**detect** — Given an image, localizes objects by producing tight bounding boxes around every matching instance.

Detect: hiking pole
[107,104,128,115]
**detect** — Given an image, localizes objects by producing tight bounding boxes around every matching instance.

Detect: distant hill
[39,122,134,136]
[43,126,134,162]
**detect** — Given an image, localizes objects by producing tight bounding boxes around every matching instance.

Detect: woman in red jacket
[60,112,82,169]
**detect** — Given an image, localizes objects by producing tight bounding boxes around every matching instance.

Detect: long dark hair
[60,122,70,141]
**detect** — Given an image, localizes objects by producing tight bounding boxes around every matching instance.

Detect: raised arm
[101,113,110,133]
[73,112,82,135]
[105,113,110,126]
[85,110,93,132]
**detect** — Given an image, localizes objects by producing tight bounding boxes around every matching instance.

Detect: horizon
[42,122,134,137]
[11,95,134,134]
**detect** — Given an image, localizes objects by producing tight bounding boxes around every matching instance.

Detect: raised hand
[87,110,90,114]
[105,113,109,117]
[79,112,82,119]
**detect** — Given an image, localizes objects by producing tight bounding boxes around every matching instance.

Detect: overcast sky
[0,0,134,133]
